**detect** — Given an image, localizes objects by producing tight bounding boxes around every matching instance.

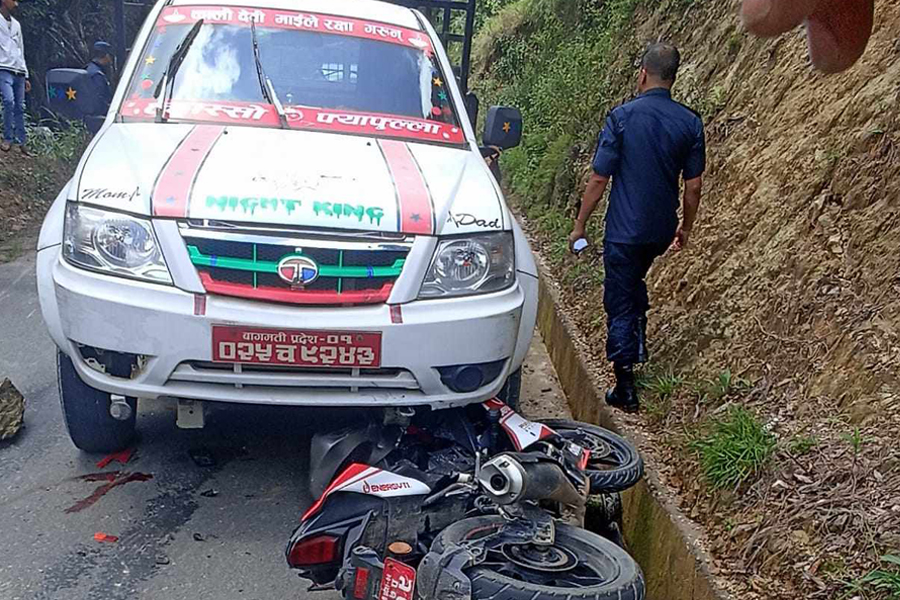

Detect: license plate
[379,558,416,600]
[211,326,381,368]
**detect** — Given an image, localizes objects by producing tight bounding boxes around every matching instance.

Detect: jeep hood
[73,124,507,235]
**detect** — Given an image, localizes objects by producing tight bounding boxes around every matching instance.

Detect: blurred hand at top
[741,0,874,73]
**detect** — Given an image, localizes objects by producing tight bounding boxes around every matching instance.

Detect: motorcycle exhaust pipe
[478,454,587,525]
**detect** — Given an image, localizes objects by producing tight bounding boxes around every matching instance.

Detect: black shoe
[606,363,639,413]
[606,387,639,413]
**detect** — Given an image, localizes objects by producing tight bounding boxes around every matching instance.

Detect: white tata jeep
[37,0,536,453]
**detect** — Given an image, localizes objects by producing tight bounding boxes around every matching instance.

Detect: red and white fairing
[483,399,590,469]
[482,398,555,451]
[303,464,431,521]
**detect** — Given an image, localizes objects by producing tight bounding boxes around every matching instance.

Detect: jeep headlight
[63,203,172,284]
[418,232,515,299]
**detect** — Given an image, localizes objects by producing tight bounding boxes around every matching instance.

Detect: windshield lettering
[237,8,265,23]
[363,23,404,42]
[158,6,433,53]
[122,99,464,143]
[324,19,354,33]
[123,8,462,143]
[189,7,234,22]
[273,13,320,29]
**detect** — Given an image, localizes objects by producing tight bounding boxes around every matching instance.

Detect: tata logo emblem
[277,255,319,286]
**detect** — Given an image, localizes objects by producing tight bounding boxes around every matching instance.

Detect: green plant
[708,85,727,114]
[846,556,900,599]
[25,118,88,162]
[643,394,673,423]
[788,434,818,456]
[638,370,684,400]
[690,406,776,489]
[842,428,866,456]
[727,31,742,56]
[635,367,684,422]
[701,369,751,403]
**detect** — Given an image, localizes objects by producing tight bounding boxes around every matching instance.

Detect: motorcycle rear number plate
[379,558,416,600]
[212,326,381,368]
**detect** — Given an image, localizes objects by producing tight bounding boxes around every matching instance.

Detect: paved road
[0,250,569,600]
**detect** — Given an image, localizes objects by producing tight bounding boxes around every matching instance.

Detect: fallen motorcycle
[286,400,646,599]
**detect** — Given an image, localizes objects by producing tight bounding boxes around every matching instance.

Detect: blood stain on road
[64,471,154,514]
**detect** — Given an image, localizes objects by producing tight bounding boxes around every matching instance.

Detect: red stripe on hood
[152,125,225,217]
[379,139,434,235]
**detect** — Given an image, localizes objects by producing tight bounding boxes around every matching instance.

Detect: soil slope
[473,0,900,597]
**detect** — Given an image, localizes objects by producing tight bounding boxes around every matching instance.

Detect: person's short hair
[92,41,113,60]
[641,43,680,83]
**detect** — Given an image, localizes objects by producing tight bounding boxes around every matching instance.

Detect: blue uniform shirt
[592,88,706,245]
[85,60,112,116]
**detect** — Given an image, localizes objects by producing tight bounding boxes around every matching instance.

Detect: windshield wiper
[250,20,288,129]
[154,19,205,123]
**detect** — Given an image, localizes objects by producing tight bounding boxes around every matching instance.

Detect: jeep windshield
[120,5,464,144]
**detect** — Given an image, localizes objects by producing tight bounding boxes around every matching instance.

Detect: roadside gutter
[533,253,732,600]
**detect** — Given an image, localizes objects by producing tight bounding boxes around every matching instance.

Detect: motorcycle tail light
[353,567,370,599]
[287,534,340,567]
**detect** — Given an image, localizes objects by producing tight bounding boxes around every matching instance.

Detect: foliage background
[15,0,151,115]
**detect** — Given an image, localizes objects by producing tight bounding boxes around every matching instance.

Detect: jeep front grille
[178,224,412,306]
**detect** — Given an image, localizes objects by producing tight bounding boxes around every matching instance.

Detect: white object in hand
[572,238,589,253]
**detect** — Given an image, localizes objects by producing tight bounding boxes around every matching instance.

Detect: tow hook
[176,398,205,429]
[109,395,133,421]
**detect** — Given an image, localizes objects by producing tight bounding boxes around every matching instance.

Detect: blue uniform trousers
[603,240,669,365]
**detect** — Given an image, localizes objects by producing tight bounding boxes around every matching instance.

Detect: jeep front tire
[57,351,136,453]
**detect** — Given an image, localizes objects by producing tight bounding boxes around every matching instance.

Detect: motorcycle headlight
[418,232,515,299]
[63,203,172,284]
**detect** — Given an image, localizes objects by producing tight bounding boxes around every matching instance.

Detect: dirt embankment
[475,0,900,597]
[0,149,75,261]
[641,3,900,594]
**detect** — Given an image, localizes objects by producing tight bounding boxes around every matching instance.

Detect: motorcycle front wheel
[538,419,644,494]
[430,516,644,600]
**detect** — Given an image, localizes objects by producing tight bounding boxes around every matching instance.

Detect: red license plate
[211,326,381,368]
[379,558,416,600]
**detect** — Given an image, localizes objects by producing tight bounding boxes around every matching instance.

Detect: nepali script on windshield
[120,5,465,145]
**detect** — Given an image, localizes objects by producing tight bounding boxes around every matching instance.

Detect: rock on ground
[0,378,25,441]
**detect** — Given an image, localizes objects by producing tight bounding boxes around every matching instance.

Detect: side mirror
[483,106,522,150]
[45,68,101,121]
[464,92,479,130]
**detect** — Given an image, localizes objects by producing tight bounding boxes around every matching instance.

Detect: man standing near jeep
[85,40,114,117]
[568,42,705,413]
[0,0,29,154]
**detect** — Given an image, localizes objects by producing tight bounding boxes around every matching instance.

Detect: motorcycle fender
[287,494,379,583]
[309,421,403,498]
[416,545,474,600]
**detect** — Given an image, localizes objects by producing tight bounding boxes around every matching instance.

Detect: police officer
[85,40,113,116]
[568,43,705,413]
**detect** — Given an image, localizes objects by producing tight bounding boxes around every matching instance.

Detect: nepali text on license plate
[378,558,416,600]
[211,326,381,368]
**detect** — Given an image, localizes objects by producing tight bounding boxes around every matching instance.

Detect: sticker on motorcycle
[483,398,555,451]
[379,558,416,600]
[302,464,430,521]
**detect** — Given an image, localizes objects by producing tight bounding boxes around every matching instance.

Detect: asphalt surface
[0,249,570,600]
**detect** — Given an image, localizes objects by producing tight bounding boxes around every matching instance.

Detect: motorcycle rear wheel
[538,419,644,494]
[430,516,644,600]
